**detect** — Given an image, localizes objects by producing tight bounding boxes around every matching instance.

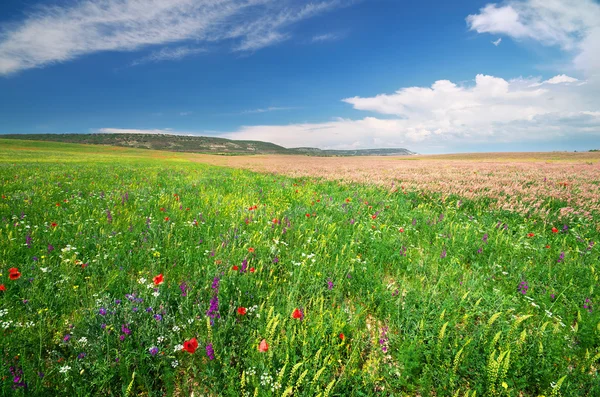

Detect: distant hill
[0,133,415,156]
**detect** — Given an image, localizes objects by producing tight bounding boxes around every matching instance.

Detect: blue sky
[0,0,598,153]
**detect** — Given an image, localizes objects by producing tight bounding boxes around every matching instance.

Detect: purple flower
[211,277,220,290]
[241,259,248,273]
[101,323,107,329]
[179,282,188,297]
[47,244,54,252]
[482,234,488,243]
[519,281,529,295]
[349,218,355,225]
[272,256,279,264]
[25,234,32,248]
[206,343,215,360]
[63,334,71,343]
[132,307,138,313]
[327,278,334,290]
[154,314,162,321]
[557,252,565,263]
[206,294,220,320]
[77,352,86,360]
[119,335,126,341]
[106,209,113,223]
[440,249,447,259]
[562,224,569,232]
[115,299,122,305]
[121,325,131,335]
[99,308,107,316]
[149,346,159,356]
[146,307,153,313]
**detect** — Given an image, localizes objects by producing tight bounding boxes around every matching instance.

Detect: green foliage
[0,140,599,396]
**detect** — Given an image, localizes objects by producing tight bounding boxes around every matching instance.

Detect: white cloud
[130,46,205,66]
[241,106,297,114]
[0,0,351,75]
[223,73,600,151]
[311,32,343,42]
[466,0,600,74]
[492,38,502,46]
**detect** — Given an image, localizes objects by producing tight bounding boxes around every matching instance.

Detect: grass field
[1,139,599,396]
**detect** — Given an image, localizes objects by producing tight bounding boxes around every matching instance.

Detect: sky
[0,0,599,154]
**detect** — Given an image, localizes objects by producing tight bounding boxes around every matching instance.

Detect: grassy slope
[0,134,415,156]
[0,139,599,396]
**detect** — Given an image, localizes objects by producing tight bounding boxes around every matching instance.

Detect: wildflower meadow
[1,139,599,396]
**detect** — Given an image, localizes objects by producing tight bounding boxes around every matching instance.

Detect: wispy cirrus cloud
[311,32,344,43]
[241,106,298,114]
[0,0,352,75]
[130,46,206,66]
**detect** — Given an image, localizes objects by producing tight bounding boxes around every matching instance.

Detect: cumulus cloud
[466,0,600,74]
[0,0,350,75]
[223,74,600,151]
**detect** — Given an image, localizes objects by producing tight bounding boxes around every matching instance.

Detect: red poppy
[183,337,198,354]
[399,228,404,233]
[551,227,558,233]
[258,339,269,352]
[9,271,21,280]
[8,267,19,274]
[232,265,239,271]
[153,274,164,286]
[527,233,535,238]
[305,213,310,218]
[292,308,303,320]
[371,215,377,220]
[272,219,279,224]
[339,333,345,340]
[249,267,255,273]
[237,307,247,315]
[55,203,60,207]
[248,247,255,253]
[545,245,551,249]
[160,207,165,212]
[51,222,58,228]
[164,217,169,222]
[0,284,5,292]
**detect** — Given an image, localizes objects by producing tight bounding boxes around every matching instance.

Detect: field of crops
[1,139,599,396]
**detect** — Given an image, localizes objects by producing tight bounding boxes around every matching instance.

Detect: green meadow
[0,139,599,396]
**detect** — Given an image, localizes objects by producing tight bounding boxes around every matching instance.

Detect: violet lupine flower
[206,343,215,360]
[119,335,126,342]
[240,259,248,273]
[557,252,565,263]
[25,234,32,248]
[327,278,334,290]
[206,295,220,321]
[211,277,220,290]
[482,234,488,244]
